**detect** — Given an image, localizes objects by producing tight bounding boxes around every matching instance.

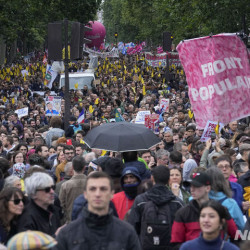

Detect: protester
[180,200,239,250]
[54,171,141,249]
[169,166,190,204]
[128,165,184,249]
[112,166,142,220]
[0,187,25,244]
[59,156,87,223]
[206,167,245,230]
[17,172,61,236]
[171,171,238,247]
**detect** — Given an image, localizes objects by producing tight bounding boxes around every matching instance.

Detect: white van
[59,72,95,90]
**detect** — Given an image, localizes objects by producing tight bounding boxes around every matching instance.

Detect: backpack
[70,124,82,134]
[140,200,172,250]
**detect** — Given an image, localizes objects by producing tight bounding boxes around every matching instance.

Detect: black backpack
[140,200,172,250]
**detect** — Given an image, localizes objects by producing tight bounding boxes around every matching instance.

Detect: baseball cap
[189,172,211,187]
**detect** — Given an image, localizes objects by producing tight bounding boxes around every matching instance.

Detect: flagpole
[64,19,70,130]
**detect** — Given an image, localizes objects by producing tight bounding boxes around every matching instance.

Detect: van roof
[60,72,95,78]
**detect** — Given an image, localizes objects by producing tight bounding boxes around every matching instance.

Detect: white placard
[135,111,151,124]
[159,99,169,112]
[200,120,224,142]
[15,107,29,118]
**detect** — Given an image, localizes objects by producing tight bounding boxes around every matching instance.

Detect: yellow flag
[24,77,26,81]
[163,78,165,83]
[12,98,15,104]
[114,76,117,82]
[3,96,7,103]
[159,61,162,66]
[89,105,94,113]
[139,75,142,81]
[215,122,220,135]
[101,150,107,156]
[146,67,149,72]
[102,82,105,87]
[142,84,146,96]
[136,55,138,61]
[188,110,194,119]
[123,76,125,81]
[158,73,161,77]
[94,98,99,105]
[141,78,144,84]
[151,72,154,78]
[80,139,85,144]
[74,83,78,89]
[107,80,110,85]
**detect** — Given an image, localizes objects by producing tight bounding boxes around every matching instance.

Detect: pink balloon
[85,21,106,49]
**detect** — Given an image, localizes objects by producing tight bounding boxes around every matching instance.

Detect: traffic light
[71,23,92,60]
[48,23,63,61]
[163,32,172,52]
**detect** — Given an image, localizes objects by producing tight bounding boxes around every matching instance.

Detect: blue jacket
[230,181,243,210]
[180,233,239,250]
[209,191,244,230]
[71,194,118,221]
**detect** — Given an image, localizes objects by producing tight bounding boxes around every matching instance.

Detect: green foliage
[102,0,250,46]
[0,0,102,51]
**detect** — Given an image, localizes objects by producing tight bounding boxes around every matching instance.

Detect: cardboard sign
[177,34,250,128]
[159,99,169,112]
[145,114,159,133]
[135,111,151,124]
[15,107,29,118]
[200,120,224,142]
[45,96,61,116]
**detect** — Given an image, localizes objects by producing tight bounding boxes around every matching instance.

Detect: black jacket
[54,208,141,250]
[17,199,61,236]
[238,169,250,191]
[127,184,184,235]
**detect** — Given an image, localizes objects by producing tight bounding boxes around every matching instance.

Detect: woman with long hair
[206,167,244,231]
[0,187,25,244]
[169,167,190,204]
[180,200,239,250]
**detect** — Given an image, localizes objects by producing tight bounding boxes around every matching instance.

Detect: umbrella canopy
[7,231,57,250]
[84,122,161,152]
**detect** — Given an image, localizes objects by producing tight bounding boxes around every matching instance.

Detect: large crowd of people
[0,50,249,249]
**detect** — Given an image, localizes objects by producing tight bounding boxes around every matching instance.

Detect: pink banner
[177,34,250,128]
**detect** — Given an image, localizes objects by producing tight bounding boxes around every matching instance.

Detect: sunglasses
[10,198,25,205]
[36,185,55,193]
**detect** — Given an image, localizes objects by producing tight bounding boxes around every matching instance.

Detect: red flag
[43,54,47,65]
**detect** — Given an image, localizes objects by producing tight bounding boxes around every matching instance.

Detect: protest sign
[15,107,28,118]
[200,120,224,142]
[44,65,58,89]
[145,52,167,67]
[135,111,151,124]
[177,34,250,128]
[145,114,159,133]
[45,96,61,116]
[159,99,169,112]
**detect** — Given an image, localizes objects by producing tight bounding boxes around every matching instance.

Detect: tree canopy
[102,0,250,46]
[0,0,102,52]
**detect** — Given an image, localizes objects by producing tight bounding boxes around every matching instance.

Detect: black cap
[189,172,211,187]
[69,116,77,122]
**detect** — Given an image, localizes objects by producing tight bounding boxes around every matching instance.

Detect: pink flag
[177,34,250,128]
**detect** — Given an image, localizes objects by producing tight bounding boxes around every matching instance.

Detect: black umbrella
[84,122,161,152]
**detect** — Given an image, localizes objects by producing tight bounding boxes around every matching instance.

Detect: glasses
[218,165,231,170]
[9,198,25,205]
[36,185,55,193]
